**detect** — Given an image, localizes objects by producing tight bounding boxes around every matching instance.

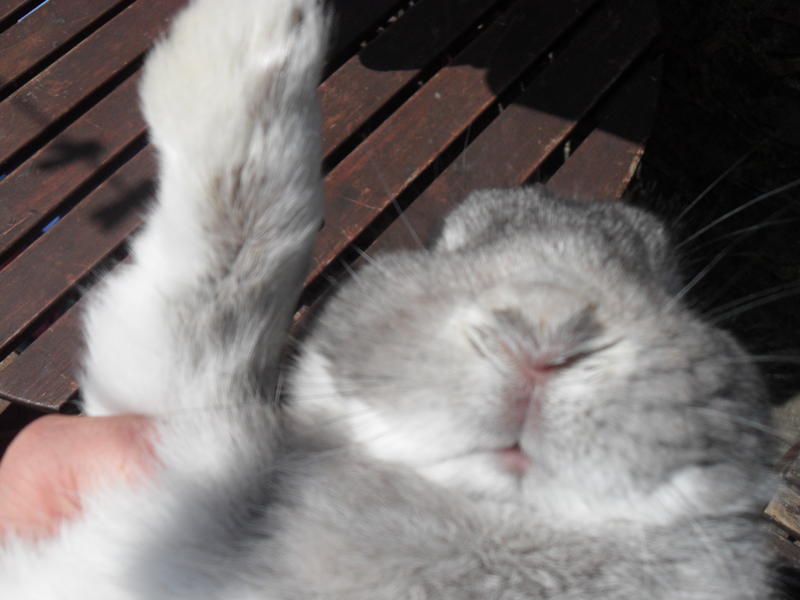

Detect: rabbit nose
[509,387,532,424]
[507,379,543,430]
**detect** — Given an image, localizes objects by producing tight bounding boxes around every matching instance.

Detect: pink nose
[509,389,532,425]
[508,359,553,427]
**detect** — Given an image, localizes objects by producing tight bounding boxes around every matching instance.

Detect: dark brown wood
[0,0,661,419]
[444,0,657,189]
[766,481,800,540]
[357,0,657,256]
[309,0,597,284]
[0,0,129,92]
[0,0,40,27]
[0,0,181,167]
[780,440,800,489]
[0,2,421,261]
[320,0,499,155]
[767,523,800,568]
[0,148,154,356]
[0,0,462,412]
[0,398,42,456]
[0,304,82,410]
[547,57,661,200]
[326,0,403,59]
[0,73,142,257]
[765,441,800,547]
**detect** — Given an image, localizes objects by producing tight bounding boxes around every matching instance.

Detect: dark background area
[629,0,800,404]
[627,3,800,590]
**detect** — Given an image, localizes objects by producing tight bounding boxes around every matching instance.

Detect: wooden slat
[326,0,402,58]
[0,0,129,91]
[764,442,800,545]
[0,1,416,259]
[0,399,41,457]
[0,303,82,410]
[0,0,181,167]
[0,0,659,413]
[2,0,596,327]
[766,482,800,539]
[0,73,142,257]
[0,148,154,356]
[309,0,597,284]
[0,0,40,26]
[780,441,800,489]
[320,0,499,155]
[546,57,660,200]
[349,0,657,255]
[768,523,800,568]
[439,0,656,188]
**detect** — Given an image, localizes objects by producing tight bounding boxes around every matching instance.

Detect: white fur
[81,0,326,417]
[1,1,326,598]
[0,1,773,598]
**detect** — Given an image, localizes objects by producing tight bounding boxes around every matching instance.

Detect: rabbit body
[0,1,774,598]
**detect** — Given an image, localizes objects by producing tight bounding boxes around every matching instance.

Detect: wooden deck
[0,0,660,422]
[767,442,800,567]
[4,0,800,575]
[0,0,728,535]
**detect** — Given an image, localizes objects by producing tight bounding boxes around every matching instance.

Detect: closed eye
[547,338,620,370]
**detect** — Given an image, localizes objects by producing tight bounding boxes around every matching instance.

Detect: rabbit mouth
[496,443,531,476]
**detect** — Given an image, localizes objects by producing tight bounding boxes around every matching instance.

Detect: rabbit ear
[608,201,682,290]
[428,187,543,252]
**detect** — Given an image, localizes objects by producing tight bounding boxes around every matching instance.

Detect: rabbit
[0,0,776,598]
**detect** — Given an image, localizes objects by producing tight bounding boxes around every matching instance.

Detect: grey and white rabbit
[0,0,775,598]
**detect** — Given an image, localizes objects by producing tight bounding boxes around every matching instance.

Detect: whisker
[352,245,389,275]
[708,285,800,325]
[368,154,425,250]
[392,195,425,250]
[673,146,759,225]
[678,177,800,249]
[707,281,800,319]
[692,406,792,447]
[682,215,798,256]
[341,258,360,282]
[666,246,734,310]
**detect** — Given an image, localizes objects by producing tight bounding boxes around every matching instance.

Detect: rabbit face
[292,187,769,523]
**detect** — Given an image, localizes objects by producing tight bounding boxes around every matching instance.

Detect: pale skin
[0,414,155,541]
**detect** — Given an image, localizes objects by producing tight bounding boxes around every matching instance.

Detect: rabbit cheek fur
[295,189,770,516]
[0,0,774,598]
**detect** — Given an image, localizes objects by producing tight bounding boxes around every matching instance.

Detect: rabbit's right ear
[430,186,555,253]
[609,201,683,292]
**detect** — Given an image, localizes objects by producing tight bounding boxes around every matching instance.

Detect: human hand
[0,414,155,541]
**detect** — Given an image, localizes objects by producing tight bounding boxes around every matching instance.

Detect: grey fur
[276,187,774,598]
[14,1,773,598]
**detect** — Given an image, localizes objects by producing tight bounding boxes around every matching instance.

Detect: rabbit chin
[415,454,732,530]
[289,347,524,499]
